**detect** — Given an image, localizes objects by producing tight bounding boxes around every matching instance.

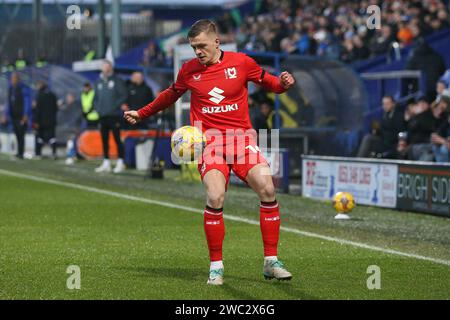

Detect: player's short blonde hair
[187,19,218,38]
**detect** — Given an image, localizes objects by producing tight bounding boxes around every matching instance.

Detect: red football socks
[203,206,225,262]
[259,200,280,257]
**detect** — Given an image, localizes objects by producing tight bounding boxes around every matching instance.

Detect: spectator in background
[80,82,99,129]
[357,95,406,158]
[397,22,414,47]
[216,12,236,34]
[56,93,83,165]
[34,81,58,159]
[431,97,450,162]
[406,96,436,161]
[250,99,270,131]
[370,25,395,57]
[14,49,29,70]
[142,41,166,68]
[393,131,409,160]
[431,94,449,138]
[93,60,127,173]
[2,72,31,159]
[122,71,154,129]
[435,79,450,103]
[405,41,446,102]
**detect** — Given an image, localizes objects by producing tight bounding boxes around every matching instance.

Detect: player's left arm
[244,54,295,93]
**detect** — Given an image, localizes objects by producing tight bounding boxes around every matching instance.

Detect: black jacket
[407,108,436,144]
[380,106,406,151]
[35,87,58,128]
[126,82,154,109]
[8,84,25,119]
[406,42,446,101]
[434,111,449,137]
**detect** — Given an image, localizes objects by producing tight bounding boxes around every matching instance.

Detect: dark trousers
[12,119,26,158]
[99,116,124,159]
[35,126,56,156]
[86,120,99,130]
[357,134,384,158]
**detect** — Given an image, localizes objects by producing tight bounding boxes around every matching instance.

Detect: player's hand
[431,133,445,145]
[121,104,130,111]
[124,110,141,125]
[279,71,295,89]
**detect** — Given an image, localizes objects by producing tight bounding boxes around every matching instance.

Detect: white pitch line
[1,168,449,267]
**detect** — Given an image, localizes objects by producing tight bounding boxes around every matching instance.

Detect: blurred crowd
[231,0,450,63]
[357,70,450,162]
[142,0,450,67]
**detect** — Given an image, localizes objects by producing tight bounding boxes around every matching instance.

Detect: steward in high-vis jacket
[81,82,99,129]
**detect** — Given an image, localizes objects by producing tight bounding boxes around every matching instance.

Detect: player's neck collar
[204,50,224,67]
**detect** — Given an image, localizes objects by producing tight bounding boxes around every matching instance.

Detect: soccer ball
[170,125,206,162]
[332,192,356,214]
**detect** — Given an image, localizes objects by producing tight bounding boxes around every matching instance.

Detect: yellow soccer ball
[171,125,206,162]
[332,192,356,213]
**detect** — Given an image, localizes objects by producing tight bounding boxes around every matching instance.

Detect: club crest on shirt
[224,67,237,79]
[193,74,201,81]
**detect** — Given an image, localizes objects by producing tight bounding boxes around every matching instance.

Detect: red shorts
[197,132,268,185]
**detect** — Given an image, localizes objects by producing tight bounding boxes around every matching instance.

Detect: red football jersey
[137,51,286,132]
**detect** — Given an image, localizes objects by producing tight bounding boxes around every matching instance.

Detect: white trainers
[263,259,292,281]
[65,157,75,165]
[113,159,125,173]
[95,160,111,173]
[206,268,224,285]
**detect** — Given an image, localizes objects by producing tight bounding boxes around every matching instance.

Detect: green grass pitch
[0,155,449,299]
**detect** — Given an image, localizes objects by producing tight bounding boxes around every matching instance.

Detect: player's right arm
[124,66,188,125]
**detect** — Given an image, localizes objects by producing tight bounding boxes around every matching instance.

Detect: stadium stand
[1,0,449,165]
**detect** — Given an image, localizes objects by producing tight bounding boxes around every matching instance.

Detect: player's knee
[259,183,276,200]
[207,192,225,208]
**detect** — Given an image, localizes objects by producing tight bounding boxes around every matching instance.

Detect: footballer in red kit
[125,19,295,285]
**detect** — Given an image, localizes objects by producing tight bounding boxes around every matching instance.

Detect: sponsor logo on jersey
[264,216,280,222]
[193,74,201,81]
[224,67,237,79]
[208,87,225,104]
[202,104,239,114]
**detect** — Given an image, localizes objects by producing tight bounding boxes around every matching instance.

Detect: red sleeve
[244,54,286,94]
[137,65,188,119]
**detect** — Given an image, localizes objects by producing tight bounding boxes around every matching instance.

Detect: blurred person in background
[80,82,99,129]
[430,96,450,162]
[250,99,271,131]
[435,79,450,103]
[1,72,31,159]
[34,81,58,159]
[405,41,446,102]
[431,96,450,162]
[122,71,154,130]
[93,60,127,173]
[56,93,83,165]
[406,96,436,161]
[393,131,410,160]
[357,95,406,158]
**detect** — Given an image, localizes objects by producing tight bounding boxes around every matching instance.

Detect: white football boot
[206,268,224,285]
[263,259,292,281]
